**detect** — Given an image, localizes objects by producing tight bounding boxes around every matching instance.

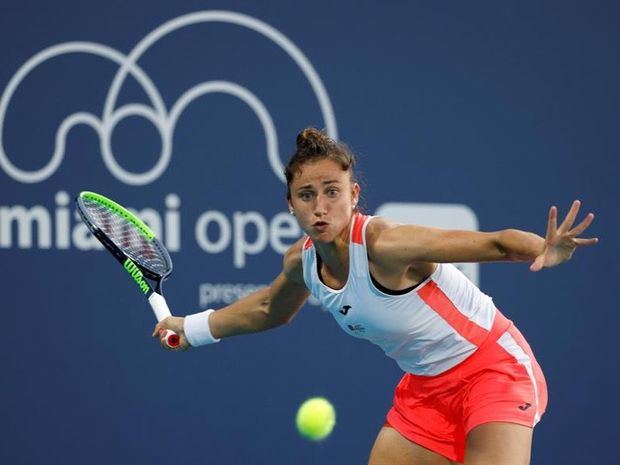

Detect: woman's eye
[299,192,313,201]
[327,189,338,197]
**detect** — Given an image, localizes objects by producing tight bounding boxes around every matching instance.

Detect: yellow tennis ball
[295,397,336,441]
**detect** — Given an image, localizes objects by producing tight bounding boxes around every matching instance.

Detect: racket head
[76,191,173,280]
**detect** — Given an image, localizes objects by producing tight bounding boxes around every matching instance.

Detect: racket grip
[148,293,180,348]
[163,329,180,348]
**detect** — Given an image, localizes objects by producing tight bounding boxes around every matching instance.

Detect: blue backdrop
[1,1,617,464]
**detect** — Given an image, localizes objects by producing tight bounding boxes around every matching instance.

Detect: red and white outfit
[300,213,547,463]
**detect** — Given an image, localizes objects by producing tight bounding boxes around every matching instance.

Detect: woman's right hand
[152,316,190,351]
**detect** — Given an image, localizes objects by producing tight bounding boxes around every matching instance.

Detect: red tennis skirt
[386,312,547,463]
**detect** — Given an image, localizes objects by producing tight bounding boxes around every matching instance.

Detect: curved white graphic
[0,10,338,185]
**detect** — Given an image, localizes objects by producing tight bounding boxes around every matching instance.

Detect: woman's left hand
[530,200,598,272]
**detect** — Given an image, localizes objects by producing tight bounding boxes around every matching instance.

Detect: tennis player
[154,128,597,465]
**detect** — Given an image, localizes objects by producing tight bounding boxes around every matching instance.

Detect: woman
[154,128,597,465]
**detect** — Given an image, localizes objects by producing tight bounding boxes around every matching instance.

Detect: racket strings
[83,198,170,275]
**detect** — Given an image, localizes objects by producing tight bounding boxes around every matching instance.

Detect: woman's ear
[352,182,361,207]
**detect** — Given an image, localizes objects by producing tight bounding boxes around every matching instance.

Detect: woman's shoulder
[365,215,399,244]
[283,236,307,262]
[282,237,307,282]
[365,216,419,267]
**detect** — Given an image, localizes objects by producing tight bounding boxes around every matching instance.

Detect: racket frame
[76,191,179,347]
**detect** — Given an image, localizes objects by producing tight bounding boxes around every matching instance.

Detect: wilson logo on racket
[123,258,150,295]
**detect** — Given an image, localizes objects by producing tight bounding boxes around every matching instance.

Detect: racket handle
[148,293,180,348]
[162,329,180,348]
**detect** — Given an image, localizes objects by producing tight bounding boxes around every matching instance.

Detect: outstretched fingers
[532,200,598,272]
[563,202,598,246]
[545,205,558,239]
[574,237,599,246]
[558,200,581,233]
[569,212,595,236]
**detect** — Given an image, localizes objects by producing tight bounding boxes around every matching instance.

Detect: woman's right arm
[209,243,310,338]
[153,239,310,349]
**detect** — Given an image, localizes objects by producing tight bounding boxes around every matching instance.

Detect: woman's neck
[314,215,354,279]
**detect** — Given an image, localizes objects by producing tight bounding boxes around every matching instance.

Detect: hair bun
[296,127,329,154]
[285,126,358,194]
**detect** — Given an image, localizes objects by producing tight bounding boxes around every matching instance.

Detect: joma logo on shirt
[340,305,351,315]
[347,324,365,333]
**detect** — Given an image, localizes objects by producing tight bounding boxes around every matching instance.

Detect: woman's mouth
[313,221,329,231]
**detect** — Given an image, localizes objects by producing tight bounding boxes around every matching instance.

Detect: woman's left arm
[372,200,598,270]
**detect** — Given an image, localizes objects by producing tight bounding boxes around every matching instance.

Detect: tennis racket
[76,191,180,348]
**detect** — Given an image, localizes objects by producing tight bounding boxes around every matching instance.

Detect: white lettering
[199,282,268,307]
[54,191,71,249]
[165,193,181,252]
[0,193,303,269]
[0,205,51,248]
[195,210,231,253]
[198,282,318,308]
[270,212,301,254]
[233,211,268,268]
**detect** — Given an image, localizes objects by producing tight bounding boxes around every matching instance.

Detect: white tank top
[301,213,502,376]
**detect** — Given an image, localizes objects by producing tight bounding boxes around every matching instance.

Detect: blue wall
[0,1,617,464]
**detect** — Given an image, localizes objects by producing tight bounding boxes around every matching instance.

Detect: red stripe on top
[303,237,313,250]
[351,214,367,244]
[417,280,490,346]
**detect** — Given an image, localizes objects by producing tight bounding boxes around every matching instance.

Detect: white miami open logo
[0,10,338,185]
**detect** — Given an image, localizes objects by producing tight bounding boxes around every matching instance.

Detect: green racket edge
[79,191,155,240]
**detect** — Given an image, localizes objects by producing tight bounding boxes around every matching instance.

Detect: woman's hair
[284,127,357,199]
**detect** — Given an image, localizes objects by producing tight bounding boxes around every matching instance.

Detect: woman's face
[288,158,360,243]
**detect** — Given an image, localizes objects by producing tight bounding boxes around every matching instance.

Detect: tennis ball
[295,397,336,441]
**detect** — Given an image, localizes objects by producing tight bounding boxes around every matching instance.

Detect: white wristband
[184,309,221,346]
